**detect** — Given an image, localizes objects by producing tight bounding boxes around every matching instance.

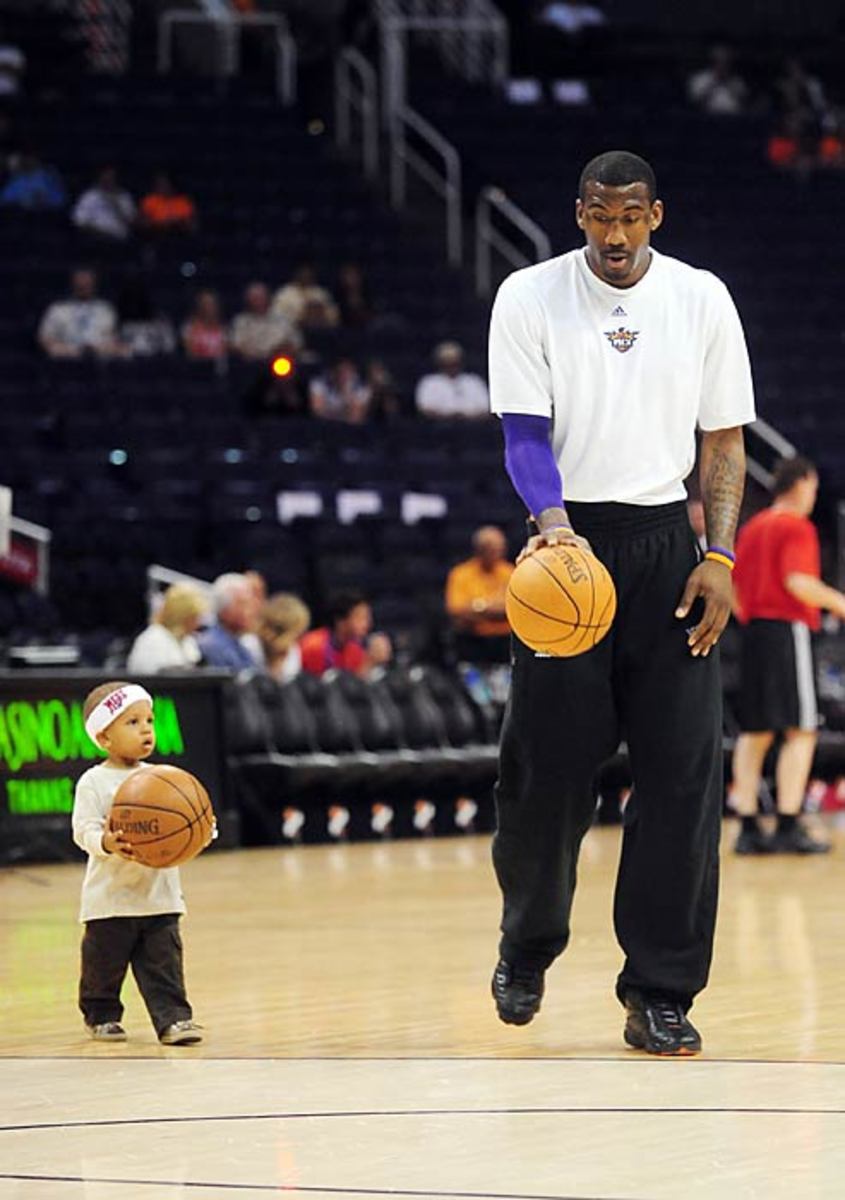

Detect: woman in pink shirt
[182,290,228,360]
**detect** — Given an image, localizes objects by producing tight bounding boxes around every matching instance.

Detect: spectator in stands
[139,171,198,236]
[242,360,307,418]
[182,289,228,361]
[0,26,25,99]
[115,273,176,357]
[197,573,262,670]
[38,268,124,359]
[819,111,845,169]
[415,341,490,420]
[309,357,371,423]
[774,57,830,130]
[230,282,302,361]
[72,167,136,242]
[272,262,339,329]
[241,569,268,665]
[732,456,845,855]
[336,261,374,330]
[523,1,608,90]
[535,1,607,35]
[126,582,209,674]
[300,590,392,677]
[687,45,748,116]
[257,592,311,683]
[445,525,514,663]
[767,111,817,175]
[366,359,402,422]
[244,569,268,609]
[0,150,66,210]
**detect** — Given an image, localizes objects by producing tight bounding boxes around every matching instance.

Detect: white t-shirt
[127,624,201,674]
[416,372,490,418]
[38,298,117,353]
[488,246,756,505]
[72,762,186,923]
[72,187,136,240]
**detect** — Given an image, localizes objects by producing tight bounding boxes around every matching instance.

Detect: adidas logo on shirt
[610,305,627,317]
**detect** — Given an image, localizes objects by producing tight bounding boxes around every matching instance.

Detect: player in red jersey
[732,456,845,854]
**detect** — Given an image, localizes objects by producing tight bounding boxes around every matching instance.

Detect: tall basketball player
[488,151,754,1054]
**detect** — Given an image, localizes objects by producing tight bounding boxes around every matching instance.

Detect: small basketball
[110,765,216,869]
[506,543,617,657]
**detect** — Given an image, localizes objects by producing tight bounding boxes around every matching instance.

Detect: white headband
[85,685,153,741]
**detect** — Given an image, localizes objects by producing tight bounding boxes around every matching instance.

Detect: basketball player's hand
[676,561,733,657]
[518,527,593,565]
[102,827,136,860]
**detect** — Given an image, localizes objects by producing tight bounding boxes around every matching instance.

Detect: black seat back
[381,665,447,749]
[331,670,404,751]
[223,674,273,754]
[260,674,320,754]
[418,665,483,747]
[296,671,363,753]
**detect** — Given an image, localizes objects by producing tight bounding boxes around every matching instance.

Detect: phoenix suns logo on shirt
[604,326,639,354]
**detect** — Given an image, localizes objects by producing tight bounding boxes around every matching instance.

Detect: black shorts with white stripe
[737,618,818,733]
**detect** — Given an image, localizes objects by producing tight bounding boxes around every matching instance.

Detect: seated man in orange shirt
[140,172,197,235]
[445,525,514,663]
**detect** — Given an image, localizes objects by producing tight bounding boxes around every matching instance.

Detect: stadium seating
[0,76,513,650]
[409,67,844,488]
[225,666,499,844]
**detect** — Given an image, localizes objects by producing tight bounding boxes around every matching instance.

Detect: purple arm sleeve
[501,413,564,518]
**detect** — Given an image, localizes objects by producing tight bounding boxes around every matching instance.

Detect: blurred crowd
[686,47,844,174]
[125,522,519,680]
[0,131,492,423]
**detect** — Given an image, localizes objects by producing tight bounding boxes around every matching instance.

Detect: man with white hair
[230,282,302,361]
[415,340,490,419]
[197,573,261,670]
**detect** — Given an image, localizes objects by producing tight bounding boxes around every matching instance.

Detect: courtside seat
[225,666,502,841]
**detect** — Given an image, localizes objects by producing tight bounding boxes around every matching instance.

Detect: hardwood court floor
[2,821,845,1199]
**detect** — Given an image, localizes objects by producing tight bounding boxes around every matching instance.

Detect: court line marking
[0,1175,640,1200]
[3,1105,845,1133]
[3,1054,845,1066]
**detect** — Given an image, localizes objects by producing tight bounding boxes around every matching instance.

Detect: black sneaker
[734,827,774,855]
[491,959,545,1026]
[770,824,832,854]
[623,990,702,1056]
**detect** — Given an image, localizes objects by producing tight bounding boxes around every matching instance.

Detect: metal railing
[745,416,797,490]
[147,564,212,619]
[158,9,296,104]
[376,2,508,123]
[335,48,379,181]
[390,106,462,267]
[475,186,552,297]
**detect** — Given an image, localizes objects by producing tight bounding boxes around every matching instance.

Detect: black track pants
[79,913,192,1035]
[493,501,723,1007]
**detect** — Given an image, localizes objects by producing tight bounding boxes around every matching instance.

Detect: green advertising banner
[0,672,231,861]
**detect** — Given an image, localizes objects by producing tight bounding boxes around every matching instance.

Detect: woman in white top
[127,583,209,674]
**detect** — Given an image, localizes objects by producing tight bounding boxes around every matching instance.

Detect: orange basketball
[506,543,617,657]
[110,765,216,869]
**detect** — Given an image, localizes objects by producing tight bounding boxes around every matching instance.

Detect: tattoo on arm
[700,427,746,551]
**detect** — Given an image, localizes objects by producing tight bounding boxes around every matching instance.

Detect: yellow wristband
[705,550,735,571]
